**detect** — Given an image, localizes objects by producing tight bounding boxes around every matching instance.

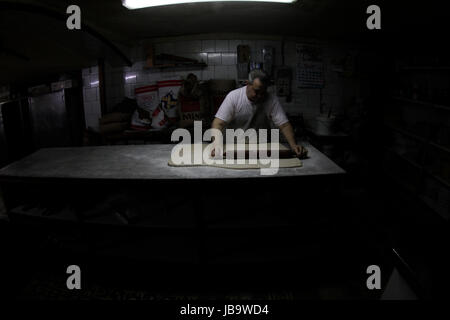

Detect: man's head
[246,69,269,103]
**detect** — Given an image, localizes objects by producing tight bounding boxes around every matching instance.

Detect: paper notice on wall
[296,44,324,88]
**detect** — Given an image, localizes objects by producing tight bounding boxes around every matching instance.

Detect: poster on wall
[296,44,324,88]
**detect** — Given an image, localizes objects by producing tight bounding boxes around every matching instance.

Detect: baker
[211,69,308,158]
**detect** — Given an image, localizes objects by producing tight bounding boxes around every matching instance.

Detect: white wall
[82,34,364,131]
[81,66,101,131]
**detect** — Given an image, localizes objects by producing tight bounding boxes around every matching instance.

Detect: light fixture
[122,0,296,10]
[125,74,137,81]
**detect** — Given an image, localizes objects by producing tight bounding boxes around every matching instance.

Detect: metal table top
[0,143,345,181]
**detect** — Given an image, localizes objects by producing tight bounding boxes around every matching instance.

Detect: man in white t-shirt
[212,69,307,158]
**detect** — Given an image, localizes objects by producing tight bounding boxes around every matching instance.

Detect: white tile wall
[83,87,98,102]
[175,40,201,53]
[82,67,101,131]
[124,84,133,98]
[124,72,137,84]
[82,36,362,123]
[228,40,240,53]
[198,52,208,64]
[226,66,237,80]
[131,61,146,71]
[202,66,214,81]
[215,40,229,53]
[201,40,215,53]
[207,53,221,65]
[222,53,237,65]
[161,42,175,54]
[89,74,99,88]
[214,66,228,79]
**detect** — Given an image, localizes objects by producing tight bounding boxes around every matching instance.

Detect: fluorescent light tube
[123,0,296,10]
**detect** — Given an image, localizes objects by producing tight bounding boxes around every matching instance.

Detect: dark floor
[0,181,391,300]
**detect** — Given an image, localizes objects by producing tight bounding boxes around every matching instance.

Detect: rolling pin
[223,149,306,159]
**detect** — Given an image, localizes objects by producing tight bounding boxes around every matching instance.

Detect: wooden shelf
[392,96,450,112]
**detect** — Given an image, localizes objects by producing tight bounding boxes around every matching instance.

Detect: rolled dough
[168,143,302,169]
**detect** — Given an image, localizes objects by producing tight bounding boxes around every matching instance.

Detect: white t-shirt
[215,86,289,130]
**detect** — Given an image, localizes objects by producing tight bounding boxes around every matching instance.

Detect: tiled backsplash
[82,36,362,131]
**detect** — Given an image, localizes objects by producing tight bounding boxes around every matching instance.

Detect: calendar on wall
[296,44,324,88]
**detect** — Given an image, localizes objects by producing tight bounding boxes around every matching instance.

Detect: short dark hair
[248,69,269,86]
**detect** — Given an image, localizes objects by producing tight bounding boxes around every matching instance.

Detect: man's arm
[211,117,227,132]
[279,122,308,158]
[210,117,227,157]
[269,96,307,158]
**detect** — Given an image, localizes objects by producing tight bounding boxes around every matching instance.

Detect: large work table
[0,142,344,181]
[0,143,346,264]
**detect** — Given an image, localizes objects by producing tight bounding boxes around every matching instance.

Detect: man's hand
[291,144,308,159]
[279,122,308,159]
[210,144,223,158]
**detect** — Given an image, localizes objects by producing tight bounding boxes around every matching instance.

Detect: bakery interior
[0,0,449,300]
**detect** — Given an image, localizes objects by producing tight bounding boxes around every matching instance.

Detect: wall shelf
[425,169,450,188]
[384,169,418,195]
[399,66,450,71]
[384,118,449,220]
[385,169,448,221]
[384,146,450,188]
[385,119,449,155]
[383,55,450,297]
[419,195,449,221]
[384,122,428,143]
[429,142,450,154]
[384,147,422,170]
[144,63,207,72]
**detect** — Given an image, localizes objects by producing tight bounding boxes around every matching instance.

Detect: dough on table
[168,143,302,169]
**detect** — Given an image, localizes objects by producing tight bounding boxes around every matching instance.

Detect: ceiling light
[122,0,296,10]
